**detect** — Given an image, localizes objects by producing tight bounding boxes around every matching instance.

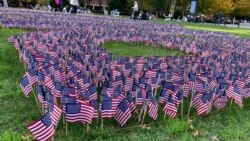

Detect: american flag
[114,98,132,126]
[37,84,45,103]
[213,90,228,110]
[20,75,33,96]
[208,77,217,90]
[126,91,136,112]
[231,85,243,107]
[47,102,62,127]
[175,90,183,107]
[172,72,182,81]
[135,90,143,106]
[163,94,177,119]
[159,89,168,104]
[54,81,63,98]
[44,75,55,91]
[90,100,99,118]
[77,75,90,90]
[26,67,38,85]
[145,70,157,79]
[125,77,133,92]
[61,96,85,113]
[27,112,55,141]
[112,90,125,114]
[148,96,158,120]
[193,93,209,116]
[101,96,113,118]
[183,83,190,97]
[62,87,78,98]
[66,102,94,124]
[135,63,144,72]
[88,84,97,101]
[235,79,245,89]
[195,79,205,93]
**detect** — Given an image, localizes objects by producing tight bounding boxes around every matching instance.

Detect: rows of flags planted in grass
[1,8,250,141]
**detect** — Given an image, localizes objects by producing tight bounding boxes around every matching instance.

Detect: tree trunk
[99,0,102,6]
[18,0,23,7]
[182,0,187,17]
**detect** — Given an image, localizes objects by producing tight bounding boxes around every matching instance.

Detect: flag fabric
[88,84,97,101]
[114,98,132,126]
[27,112,55,141]
[20,75,33,97]
[148,96,158,120]
[101,96,113,118]
[66,102,94,124]
[47,102,62,127]
[163,94,177,119]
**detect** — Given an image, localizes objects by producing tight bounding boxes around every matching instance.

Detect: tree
[108,0,130,15]
[210,0,234,15]
[234,0,250,18]
[151,0,168,17]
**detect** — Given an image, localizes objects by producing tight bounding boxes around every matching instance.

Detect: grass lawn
[102,41,186,58]
[1,26,250,141]
[116,16,250,38]
[153,19,250,38]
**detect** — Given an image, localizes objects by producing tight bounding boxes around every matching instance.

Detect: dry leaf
[21,134,32,140]
[189,125,194,130]
[193,130,204,137]
[211,135,221,141]
[188,119,193,124]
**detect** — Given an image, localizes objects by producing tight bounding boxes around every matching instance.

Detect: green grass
[1,27,250,141]
[102,41,186,58]
[153,19,250,38]
[115,16,250,38]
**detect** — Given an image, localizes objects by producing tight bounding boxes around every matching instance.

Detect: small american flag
[47,102,62,127]
[213,90,228,110]
[101,96,113,118]
[126,91,136,112]
[20,75,33,97]
[66,102,94,124]
[88,84,97,101]
[27,112,55,141]
[114,98,132,126]
[163,94,177,119]
[90,100,99,118]
[193,93,210,116]
[148,96,158,120]
[145,70,157,79]
[183,83,190,97]
[135,90,143,106]
[26,67,38,85]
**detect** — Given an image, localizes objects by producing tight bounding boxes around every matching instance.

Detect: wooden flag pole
[66,121,68,135]
[141,101,148,125]
[63,113,65,125]
[181,98,184,119]
[138,103,144,122]
[187,91,194,119]
[87,124,90,132]
[32,85,42,114]
[101,118,103,132]
[230,98,234,109]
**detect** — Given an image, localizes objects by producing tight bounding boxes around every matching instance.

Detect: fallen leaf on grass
[211,135,221,141]
[188,119,194,130]
[140,124,151,130]
[193,130,204,137]
[21,134,32,140]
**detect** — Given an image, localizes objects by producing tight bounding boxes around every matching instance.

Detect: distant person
[132,1,138,19]
[3,0,8,8]
[70,0,79,14]
[55,0,62,11]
